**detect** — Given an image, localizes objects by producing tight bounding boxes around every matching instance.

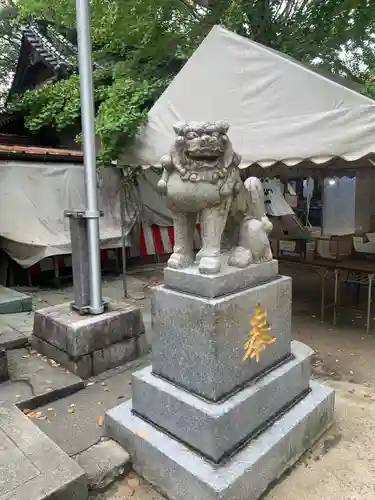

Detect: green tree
[14,0,375,163]
[0,0,22,103]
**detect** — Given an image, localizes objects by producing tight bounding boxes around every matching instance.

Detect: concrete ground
[3,262,375,499]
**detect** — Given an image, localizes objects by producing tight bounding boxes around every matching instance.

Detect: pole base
[70,298,109,315]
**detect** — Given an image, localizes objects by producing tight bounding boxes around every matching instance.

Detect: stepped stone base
[106,380,334,500]
[106,260,335,500]
[32,300,147,378]
[132,341,313,463]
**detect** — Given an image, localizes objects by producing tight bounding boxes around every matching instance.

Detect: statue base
[164,255,278,298]
[107,380,333,500]
[106,260,334,500]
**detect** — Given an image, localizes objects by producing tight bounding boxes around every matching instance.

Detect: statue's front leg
[168,212,196,269]
[198,198,231,275]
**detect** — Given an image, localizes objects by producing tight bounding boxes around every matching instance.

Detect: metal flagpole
[75,0,103,314]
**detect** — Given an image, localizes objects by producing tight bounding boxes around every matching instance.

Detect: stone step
[0,286,32,314]
[0,404,87,500]
[75,439,131,491]
[132,340,313,463]
[106,380,334,500]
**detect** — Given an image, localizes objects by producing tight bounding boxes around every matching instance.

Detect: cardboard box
[284,193,298,208]
[269,214,309,240]
[316,234,353,261]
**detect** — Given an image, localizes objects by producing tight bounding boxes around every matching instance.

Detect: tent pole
[120,171,128,298]
[75,0,103,314]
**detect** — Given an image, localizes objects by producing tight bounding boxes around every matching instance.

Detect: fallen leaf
[127,477,140,490]
[68,404,76,414]
[28,411,45,419]
[22,355,30,359]
[136,431,147,439]
[97,415,104,427]
[22,409,31,415]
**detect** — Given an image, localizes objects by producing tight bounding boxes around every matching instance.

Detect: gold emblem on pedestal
[243,303,276,363]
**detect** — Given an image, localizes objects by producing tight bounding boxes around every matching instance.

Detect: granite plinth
[164,258,278,298]
[33,301,144,357]
[0,404,87,500]
[152,276,291,401]
[132,341,312,463]
[32,301,146,378]
[31,333,148,379]
[106,380,334,500]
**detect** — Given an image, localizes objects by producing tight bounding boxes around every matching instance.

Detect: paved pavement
[3,264,375,499]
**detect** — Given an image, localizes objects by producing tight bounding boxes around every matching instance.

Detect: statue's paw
[199,256,221,275]
[195,248,220,264]
[228,247,252,268]
[264,247,273,261]
[168,252,194,269]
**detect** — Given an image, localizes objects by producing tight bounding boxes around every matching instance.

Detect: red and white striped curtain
[129,224,202,257]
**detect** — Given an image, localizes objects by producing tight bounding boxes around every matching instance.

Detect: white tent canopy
[120,25,375,169]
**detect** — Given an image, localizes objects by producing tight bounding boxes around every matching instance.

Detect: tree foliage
[13,0,375,162]
[0,0,22,103]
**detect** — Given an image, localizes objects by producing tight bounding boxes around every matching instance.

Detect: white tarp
[120,25,375,169]
[0,161,135,268]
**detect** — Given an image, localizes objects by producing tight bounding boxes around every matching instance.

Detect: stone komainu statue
[157,121,273,275]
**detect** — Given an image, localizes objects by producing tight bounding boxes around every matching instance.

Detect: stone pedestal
[106,258,334,500]
[32,300,148,379]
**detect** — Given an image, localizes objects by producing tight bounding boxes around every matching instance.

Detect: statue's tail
[261,215,273,235]
[243,177,273,235]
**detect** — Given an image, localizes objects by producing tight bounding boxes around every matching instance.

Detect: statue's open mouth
[185,151,222,163]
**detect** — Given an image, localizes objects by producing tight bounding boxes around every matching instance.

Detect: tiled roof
[0,144,83,161]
